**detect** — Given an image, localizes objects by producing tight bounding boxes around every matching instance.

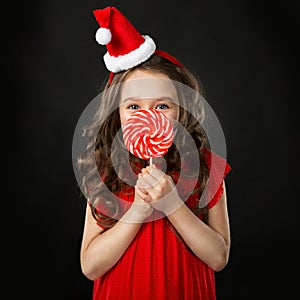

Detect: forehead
[120,70,178,101]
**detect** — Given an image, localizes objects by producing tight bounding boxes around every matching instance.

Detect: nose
[141,105,153,110]
[139,100,156,110]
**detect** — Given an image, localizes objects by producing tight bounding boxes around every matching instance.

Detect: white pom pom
[95,28,112,45]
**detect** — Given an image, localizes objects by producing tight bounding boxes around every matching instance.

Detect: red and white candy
[122,109,174,160]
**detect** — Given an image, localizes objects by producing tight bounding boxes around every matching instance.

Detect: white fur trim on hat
[103,35,156,73]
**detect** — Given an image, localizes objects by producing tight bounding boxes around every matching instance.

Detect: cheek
[174,110,180,121]
[119,108,130,126]
[168,108,179,121]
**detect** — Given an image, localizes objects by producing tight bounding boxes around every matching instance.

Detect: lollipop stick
[149,157,153,166]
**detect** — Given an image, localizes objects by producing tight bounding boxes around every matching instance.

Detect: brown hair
[78,54,210,228]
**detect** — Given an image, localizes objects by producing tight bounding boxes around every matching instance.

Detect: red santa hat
[93,6,156,73]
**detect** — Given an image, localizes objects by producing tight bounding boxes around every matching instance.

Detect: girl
[77,6,232,300]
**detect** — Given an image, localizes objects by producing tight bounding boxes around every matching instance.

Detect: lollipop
[122,109,174,164]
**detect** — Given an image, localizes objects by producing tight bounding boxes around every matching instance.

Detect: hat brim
[103,35,156,73]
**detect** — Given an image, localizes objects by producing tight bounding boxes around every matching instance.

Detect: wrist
[151,190,184,216]
[121,202,153,224]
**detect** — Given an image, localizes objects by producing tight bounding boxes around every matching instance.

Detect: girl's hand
[136,165,183,215]
[133,185,153,218]
[121,185,153,224]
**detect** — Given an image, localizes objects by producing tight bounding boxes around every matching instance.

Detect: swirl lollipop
[122,109,174,164]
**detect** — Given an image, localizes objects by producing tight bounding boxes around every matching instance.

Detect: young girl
[77,6,232,300]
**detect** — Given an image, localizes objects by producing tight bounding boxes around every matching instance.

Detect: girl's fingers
[136,175,148,193]
[141,168,150,176]
[138,173,158,189]
[135,185,151,203]
[139,186,148,194]
[137,174,153,189]
[140,167,165,188]
[148,166,165,182]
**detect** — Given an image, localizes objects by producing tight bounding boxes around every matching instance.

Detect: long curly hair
[78,54,210,228]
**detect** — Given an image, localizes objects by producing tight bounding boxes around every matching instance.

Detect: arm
[80,192,152,280]
[136,166,230,272]
[167,181,230,271]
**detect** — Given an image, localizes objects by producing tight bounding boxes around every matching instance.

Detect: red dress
[92,148,232,300]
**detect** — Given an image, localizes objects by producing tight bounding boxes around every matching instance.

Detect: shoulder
[201,147,231,176]
[200,147,232,209]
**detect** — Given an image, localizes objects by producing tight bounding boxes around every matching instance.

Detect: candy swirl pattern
[122,109,174,160]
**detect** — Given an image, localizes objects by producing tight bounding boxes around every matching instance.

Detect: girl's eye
[156,104,169,110]
[127,104,140,110]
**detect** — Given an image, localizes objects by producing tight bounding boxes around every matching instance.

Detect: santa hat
[93,6,156,73]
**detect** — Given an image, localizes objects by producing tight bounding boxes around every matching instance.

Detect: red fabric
[92,148,231,299]
[93,7,111,29]
[201,148,232,209]
[108,7,144,56]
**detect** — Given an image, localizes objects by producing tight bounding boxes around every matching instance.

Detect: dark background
[9,0,299,299]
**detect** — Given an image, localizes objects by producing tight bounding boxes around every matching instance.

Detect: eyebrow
[121,97,176,104]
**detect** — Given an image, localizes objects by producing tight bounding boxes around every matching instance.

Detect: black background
[9,0,299,299]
